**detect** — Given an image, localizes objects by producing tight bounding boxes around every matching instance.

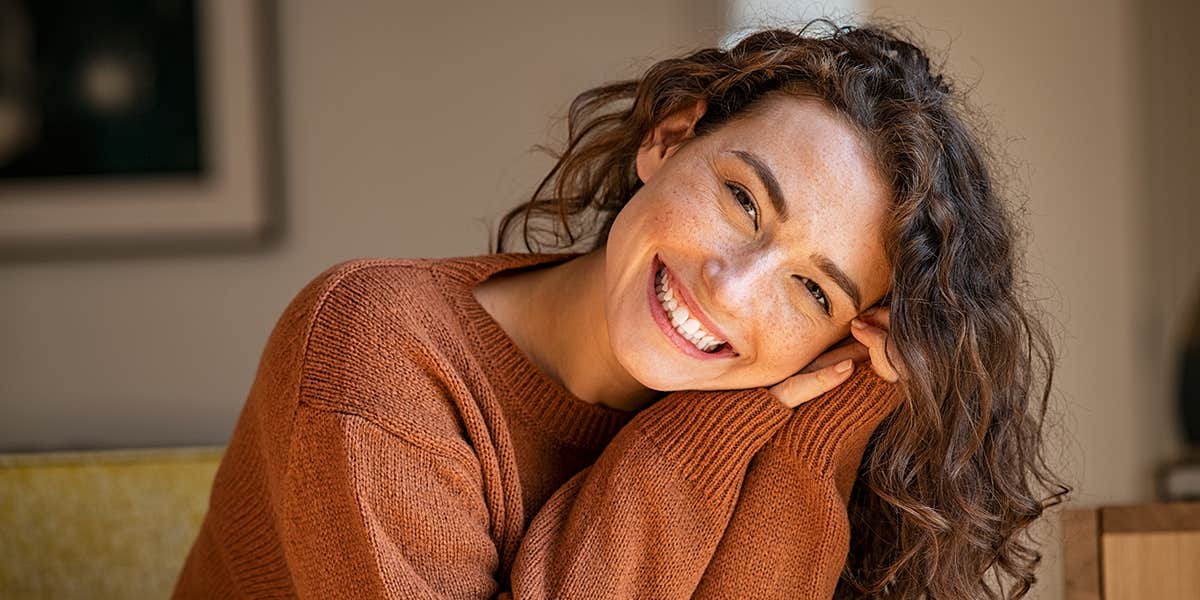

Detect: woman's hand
[850,305,906,384]
[767,305,904,409]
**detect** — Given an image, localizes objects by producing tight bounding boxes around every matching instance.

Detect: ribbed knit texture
[172,253,901,599]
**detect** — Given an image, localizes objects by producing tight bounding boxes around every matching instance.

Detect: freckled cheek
[755,326,806,369]
[750,311,829,372]
[644,188,726,243]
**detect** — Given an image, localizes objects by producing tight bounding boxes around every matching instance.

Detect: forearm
[507,387,792,599]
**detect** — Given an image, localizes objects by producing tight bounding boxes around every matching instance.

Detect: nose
[700,250,779,320]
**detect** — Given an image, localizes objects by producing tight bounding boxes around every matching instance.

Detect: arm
[278,385,792,599]
[506,387,792,599]
[693,364,901,599]
[280,406,502,598]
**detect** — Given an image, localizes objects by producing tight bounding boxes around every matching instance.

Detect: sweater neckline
[435,252,637,450]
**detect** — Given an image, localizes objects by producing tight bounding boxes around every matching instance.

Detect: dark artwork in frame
[0,0,205,180]
[0,0,281,261]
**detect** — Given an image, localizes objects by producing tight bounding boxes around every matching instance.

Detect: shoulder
[303,256,448,299]
[289,257,480,439]
[282,258,453,368]
[303,257,453,326]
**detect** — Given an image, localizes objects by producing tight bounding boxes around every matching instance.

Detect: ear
[635,98,707,184]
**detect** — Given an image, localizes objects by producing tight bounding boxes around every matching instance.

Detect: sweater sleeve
[693,363,902,599]
[506,386,793,599]
[280,405,503,598]
[277,385,793,599]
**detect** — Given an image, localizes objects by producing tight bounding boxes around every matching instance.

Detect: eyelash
[726,182,759,228]
[798,276,831,315]
[725,182,832,316]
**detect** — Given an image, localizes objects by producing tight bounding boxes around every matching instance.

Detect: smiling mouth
[653,264,730,354]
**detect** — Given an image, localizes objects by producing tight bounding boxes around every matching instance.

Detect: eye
[725,182,759,229]
[797,276,831,315]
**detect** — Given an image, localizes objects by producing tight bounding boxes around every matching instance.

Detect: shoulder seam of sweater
[293,402,481,471]
[296,397,480,470]
[290,258,481,470]
[282,257,457,470]
[288,258,398,425]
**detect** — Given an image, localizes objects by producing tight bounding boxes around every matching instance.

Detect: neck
[516,248,662,412]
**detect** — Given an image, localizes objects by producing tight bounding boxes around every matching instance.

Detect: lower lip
[647,255,737,360]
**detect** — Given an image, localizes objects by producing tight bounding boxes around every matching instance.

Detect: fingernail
[851,318,867,329]
[835,359,853,373]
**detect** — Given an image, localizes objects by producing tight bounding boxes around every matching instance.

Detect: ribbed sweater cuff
[634,388,792,496]
[782,364,902,475]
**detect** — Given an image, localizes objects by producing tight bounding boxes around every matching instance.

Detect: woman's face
[604,93,893,391]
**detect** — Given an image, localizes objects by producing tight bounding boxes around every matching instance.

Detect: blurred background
[0,0,1197,598]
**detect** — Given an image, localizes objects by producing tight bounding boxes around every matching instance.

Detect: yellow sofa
[0,447,222,599]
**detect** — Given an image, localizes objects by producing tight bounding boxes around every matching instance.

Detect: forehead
[717,94,885,202]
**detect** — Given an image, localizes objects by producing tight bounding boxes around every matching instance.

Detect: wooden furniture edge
[1063,507,1101,600]
[1100,502,1200,534]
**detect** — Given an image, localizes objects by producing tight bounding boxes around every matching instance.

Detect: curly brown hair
[495,18,1070,600]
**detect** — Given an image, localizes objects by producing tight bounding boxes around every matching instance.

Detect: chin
[611,346,674,391]
[616,346,741,393]
[609,333,699,391]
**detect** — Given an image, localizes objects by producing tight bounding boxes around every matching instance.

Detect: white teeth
[674,305,690,322]
[680,318,701,335]
[654,265,727,353]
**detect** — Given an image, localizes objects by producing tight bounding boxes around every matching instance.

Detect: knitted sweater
[173,252,901,599]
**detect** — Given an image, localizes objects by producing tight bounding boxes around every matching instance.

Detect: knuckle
[783,378,803,397]
[806,369,825,388]
[780,377,797,394]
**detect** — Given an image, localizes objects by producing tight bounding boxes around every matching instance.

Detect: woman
[175,19,1068,599]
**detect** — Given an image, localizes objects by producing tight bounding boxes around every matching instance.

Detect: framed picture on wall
[0,0,281,260]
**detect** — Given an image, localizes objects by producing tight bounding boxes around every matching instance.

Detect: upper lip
[659,259,736,352]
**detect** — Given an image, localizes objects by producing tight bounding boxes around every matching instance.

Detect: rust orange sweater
[173,252,900,599]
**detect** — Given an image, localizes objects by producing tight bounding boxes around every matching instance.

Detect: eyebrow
[728,150,789,223]
[811,253,863,314]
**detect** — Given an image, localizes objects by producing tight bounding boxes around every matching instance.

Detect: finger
[857,306,908,382]
[850,319,901,383]
[769,359,855,409]
[859,305,891,329]
[849,320,897,381]
[800,340,870,374]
